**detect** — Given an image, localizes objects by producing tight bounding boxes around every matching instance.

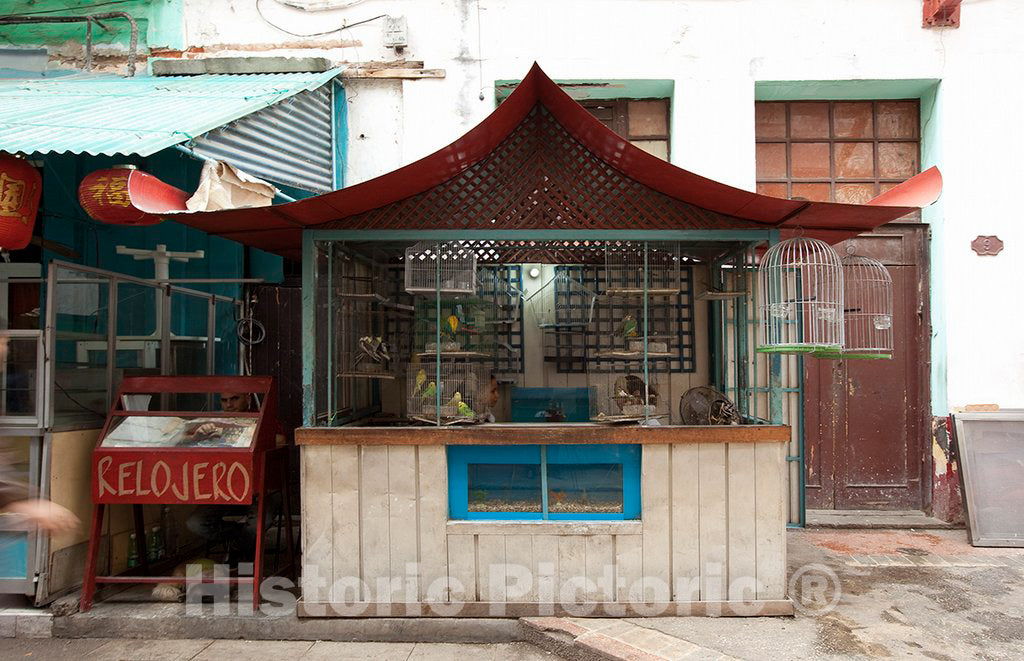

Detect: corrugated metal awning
[188,81,337,194]
[0,68,342,158]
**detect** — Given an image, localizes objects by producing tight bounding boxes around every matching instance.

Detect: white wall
[184,0,1024,413]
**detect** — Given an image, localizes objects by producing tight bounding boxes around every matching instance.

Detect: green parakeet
[621,314,638,338]
[420,381,437,402]
[456,401,475,418]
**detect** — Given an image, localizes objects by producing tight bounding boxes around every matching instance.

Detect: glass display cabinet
[81,375,286,612]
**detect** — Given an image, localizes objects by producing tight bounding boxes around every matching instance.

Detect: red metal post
[79,503,105,612]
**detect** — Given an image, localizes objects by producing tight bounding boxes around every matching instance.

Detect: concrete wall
[181,0,1024,413]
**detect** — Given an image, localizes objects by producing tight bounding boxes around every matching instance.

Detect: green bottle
[127,533,138,568]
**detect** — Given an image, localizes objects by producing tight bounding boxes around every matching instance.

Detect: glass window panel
[832,102,874,138]
[878,142,919,178]
[0,336,37,417]
[468,463,542,512]
[631,139,668,161]
[102,415,258,448]
[790,142,830,178]
[877,101,918,139]
[755,103,787,139]
[834,142,874,179]
[789,102,829,138]
[791,182,832,202]
[835,183,877,205]
[627,100,668,137]
[547,463,623,513]
[755,143,787,179]
[756,182,788,198]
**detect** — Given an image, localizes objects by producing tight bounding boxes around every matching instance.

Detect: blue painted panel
[0,531,28,578]
[447,443,641,520]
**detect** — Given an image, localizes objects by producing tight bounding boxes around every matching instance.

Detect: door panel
[804,226,929,510]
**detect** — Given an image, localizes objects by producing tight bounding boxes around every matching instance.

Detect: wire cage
[757,237,844,354]
[413,297,497,357]
[329,253,399,380]
[589,370,668,424]
[407,361,492,424]
[604,242,681,296]
[527,269,597,329]
[816,255,894,359]
[405,241,478,296]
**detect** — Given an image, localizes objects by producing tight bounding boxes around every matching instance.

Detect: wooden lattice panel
[319,105,763,231]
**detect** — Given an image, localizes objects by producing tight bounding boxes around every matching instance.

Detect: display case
[90,376,277,505]
[81,375,287,613]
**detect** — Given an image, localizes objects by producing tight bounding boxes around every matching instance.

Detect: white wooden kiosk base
[295,424,793,617]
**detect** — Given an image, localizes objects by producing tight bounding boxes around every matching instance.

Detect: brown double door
[804,225,930,510]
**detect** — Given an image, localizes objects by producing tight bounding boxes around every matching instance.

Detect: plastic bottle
[127,533,138,568]
[149,526,164,562]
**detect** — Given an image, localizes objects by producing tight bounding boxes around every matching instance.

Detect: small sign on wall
[971,236,1003,256]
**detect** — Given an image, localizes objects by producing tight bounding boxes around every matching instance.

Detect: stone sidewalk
[0,638,554,660]
[5,528,1024,660]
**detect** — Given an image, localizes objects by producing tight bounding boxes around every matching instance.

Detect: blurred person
[0,335,79,533]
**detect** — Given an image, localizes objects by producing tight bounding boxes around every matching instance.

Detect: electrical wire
[255,0,385,38]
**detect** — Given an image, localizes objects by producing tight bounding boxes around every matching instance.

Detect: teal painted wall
[495,79,674,102]
[754,78,946,416]
[0,0,185,52]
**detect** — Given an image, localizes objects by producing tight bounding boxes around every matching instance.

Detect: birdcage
[407,361,491,424]
[816,255,893,360]
[604,241,680,296]
[405,242,477,296]
[329,253,398,380]
[757,237,844,354]
[589,370,668,424]
[527,269,597,329]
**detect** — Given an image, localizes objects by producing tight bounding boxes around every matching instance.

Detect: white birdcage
[407,361,491,424]
[527,270,597,329]
[757,237,844,353]
[405,242,477,296]
[834,255,894,359]
[604,242,680,296]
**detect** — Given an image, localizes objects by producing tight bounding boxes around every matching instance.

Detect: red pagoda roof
[168,63,941,260]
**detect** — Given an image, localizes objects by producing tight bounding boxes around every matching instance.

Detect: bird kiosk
[186,65,939,618]
[80,375,291,612]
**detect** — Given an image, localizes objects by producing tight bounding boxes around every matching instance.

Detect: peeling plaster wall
[180,0,1024,416]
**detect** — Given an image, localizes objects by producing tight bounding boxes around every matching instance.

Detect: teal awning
[0,68,342,157]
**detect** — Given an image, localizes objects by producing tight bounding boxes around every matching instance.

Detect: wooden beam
[295,423,791,446]
[342,68,445,80]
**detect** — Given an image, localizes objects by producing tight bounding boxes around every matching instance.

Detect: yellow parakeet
[414,369,427,395]
[447,314,459,334]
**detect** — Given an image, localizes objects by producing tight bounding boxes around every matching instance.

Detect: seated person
[185,392,261,562]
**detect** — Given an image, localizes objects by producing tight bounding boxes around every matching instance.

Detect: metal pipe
[0,12,138,76]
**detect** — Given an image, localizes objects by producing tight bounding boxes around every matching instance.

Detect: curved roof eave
[173,63,942,258]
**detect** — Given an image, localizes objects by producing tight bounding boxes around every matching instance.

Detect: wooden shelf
[593,350,675,359]
[414,351,491,359]
[337,372,396,380]
[698,290,746,301]
[604,288,680,297]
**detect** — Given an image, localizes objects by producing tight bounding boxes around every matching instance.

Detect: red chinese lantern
[0,153,42,251]
[78,165,189,226]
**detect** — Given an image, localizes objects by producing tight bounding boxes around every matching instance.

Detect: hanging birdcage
[604,241,680,296]
[816,255,894,360]
[404,241,477,296]
[757,237,844,353]
[407,361,491,424]
[527,269,597,329]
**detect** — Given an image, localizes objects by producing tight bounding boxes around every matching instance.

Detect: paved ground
[628,529,1024,660]
[0,639,555,660]
[4,528,1023,660]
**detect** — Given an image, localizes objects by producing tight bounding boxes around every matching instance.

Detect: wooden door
[804,225,929,510]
